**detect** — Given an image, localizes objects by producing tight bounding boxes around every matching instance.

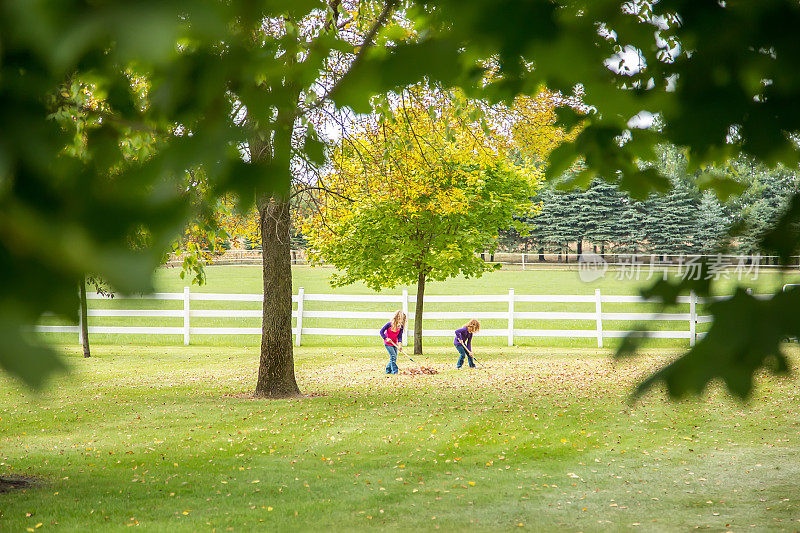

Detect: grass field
[40,265,800,349]
[2,345,799,531]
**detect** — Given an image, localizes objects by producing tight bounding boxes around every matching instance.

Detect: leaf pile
[400,366,439,376]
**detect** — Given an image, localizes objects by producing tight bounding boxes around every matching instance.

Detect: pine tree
[552,188,585,259]
[644,181,700,255]
[695,191,728,253]
[525,187,556,259]
[612,194,647,254]
[583,179,623,256]
[735,166,798,256]
[643,145,701,255]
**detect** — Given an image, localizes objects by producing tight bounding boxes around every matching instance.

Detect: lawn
[2,345,799,531]
[39,264,800,349]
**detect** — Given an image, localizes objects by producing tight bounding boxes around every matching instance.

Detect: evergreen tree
[583,179,624,256]
[734,165,798,256]
[695,191,728,253]
[550,188,585,259]
[611,194,647,254]
[525,187,557,259]
[643,145,701,255]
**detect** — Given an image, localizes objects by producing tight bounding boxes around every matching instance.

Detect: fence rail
[33,287,737,348]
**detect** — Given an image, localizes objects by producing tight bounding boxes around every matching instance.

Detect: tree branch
[318,0,400,104]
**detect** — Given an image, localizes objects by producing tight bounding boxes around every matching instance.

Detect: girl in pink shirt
[379,310,406,374]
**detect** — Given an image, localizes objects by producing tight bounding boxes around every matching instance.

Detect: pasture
[2,266,799,531]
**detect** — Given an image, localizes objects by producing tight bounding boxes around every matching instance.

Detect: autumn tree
[303,85,551,353]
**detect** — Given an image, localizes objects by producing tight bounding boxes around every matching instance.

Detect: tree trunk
[254,198,301,398]
[79,277,90,358]
[577,239,583,257]
[413,269,426,355]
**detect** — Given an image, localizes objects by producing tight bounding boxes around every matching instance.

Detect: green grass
[2,345,799,531]
[40,265,800,349]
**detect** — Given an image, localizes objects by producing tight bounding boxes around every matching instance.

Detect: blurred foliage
[333,1,800,190]
[0,0,327,387]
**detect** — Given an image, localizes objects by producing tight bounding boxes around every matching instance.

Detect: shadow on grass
[0,475,40,494]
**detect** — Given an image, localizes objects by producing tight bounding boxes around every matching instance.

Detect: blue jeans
[456,344,475,368]
[384,345,399,374]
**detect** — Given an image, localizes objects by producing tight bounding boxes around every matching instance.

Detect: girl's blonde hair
[464,319,481,333]
[391,310,407,330]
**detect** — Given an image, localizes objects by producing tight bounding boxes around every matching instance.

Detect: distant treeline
[501,145,799,258]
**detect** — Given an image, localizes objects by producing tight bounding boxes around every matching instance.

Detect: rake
[389,341,418,365]
[459,340,487,370]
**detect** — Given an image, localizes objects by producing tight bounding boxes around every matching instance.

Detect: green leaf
[333,39,462,113]
[554,106,583,130]
[696,171,747,202]
[619,168,670,200]
[544,143,580,182]
[0,321,68,389]
[304,128,327,166]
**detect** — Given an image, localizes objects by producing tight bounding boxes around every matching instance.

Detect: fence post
[402,289,409,347]
[508,288,515,347]
[689,290,696,347]
[595,288,603,348]
[295,287,305,347]
[183,286,190,346]
[521,253,526,271]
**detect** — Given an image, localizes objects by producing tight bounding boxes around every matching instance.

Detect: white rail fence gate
[36,288,737,348]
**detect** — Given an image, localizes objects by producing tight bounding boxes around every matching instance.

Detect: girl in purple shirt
[454,319,480,368]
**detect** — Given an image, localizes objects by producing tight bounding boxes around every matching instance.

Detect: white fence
[33,287,747,348]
